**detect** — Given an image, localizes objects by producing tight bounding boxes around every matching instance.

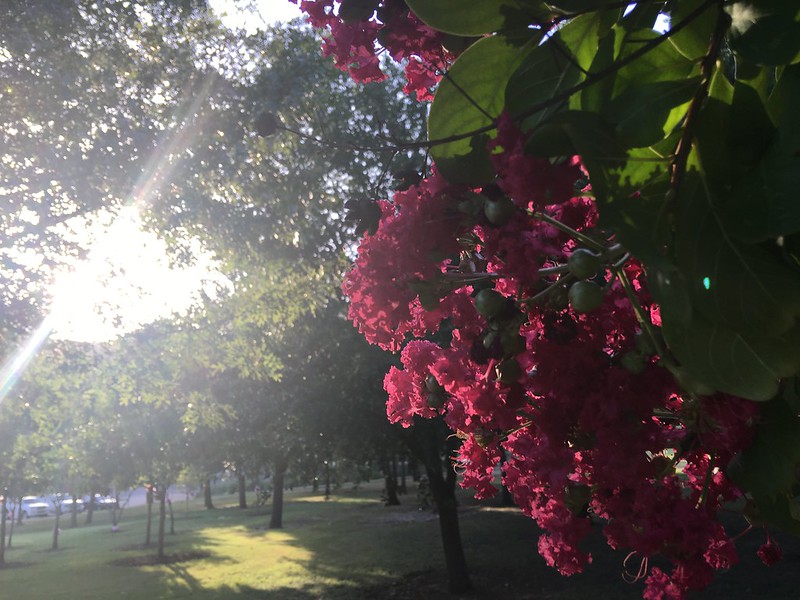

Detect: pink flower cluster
[300,4,769,599]
[298,0,450,99]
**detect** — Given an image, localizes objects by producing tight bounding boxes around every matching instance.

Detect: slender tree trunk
[145,486,153,546]
[203,478,214,509]
[168,498,175,535]
[406,420,472,594]
[1,494,7,565]
[157,491,167,561]
[7,502,15,548]
[426,461,471,594]
[70,494,78,528]
[324,459,331,501]
[382,456,400,505]
[237,472,247,509]
[51,510,61,550]
[16,497,23,525]
[399,455,407,495]
[85,495,95,525]
[269,457,289,529]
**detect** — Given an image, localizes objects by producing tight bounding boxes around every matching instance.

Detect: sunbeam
[0,72,220,407]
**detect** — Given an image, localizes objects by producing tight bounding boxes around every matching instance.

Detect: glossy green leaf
[590,135,676,266]
[406,0,551,36]
[667,0,718,61]
[675,169,800,336]
[607,77,700,147]
[661,312,800,401]
[429,34,535,184]
[507,41,581,131]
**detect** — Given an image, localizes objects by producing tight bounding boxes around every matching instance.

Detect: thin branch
[669,3,729,202]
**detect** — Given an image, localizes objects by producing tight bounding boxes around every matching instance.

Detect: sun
[48,207,226,344]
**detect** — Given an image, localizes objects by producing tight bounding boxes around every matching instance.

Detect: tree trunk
[324,459,331,501]
[426,460,472,594]
[85,495,95,525]
[237,472,247,509]
[406,420,472,594]
[269,457,289,529]
[145,486,153,546]
[203,478,214,509]
[0,494,7,565]
[16,496,23,525]
[399,455,407,495]
[157,491,167,561]
[168,497,175,535]
[51,510,61,550]
[70,494,78,528]
[382,456,400,506]
[7,501,15,548]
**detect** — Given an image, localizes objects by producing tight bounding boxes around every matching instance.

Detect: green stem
[613,265,673,365]
[531,211,605,252]
[521,273,576,307]
[696,453,716,509]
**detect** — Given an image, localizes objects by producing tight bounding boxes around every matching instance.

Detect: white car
[20,496,51,518]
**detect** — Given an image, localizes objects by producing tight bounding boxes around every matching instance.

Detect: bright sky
[48,0,303,343]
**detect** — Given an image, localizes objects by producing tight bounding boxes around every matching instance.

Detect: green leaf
[590,135,676,266]
[723,129,800,242]
[506,40,582,131]
[767,64,800,128]
[546,0,627,14]
[607,77,700,147]
[667,0,718,61]
[558,10,614,74]
[661,312,800,401]
[727,1,800,66]
[523,110,622,159]
[728,397,800,502]
[674,168,800,336]
[429,34,535,185]
[406,0,551,36]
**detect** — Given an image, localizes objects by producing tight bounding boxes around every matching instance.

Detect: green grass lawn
[1,482,798,599]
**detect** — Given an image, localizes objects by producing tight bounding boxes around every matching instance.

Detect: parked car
[56,494,85,514]
[84,493,116,510]
[19,496,51,518]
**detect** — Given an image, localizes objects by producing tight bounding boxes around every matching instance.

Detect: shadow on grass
[83,490,800,600]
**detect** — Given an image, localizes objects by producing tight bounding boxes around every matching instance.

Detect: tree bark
[7,500,15,549]
[69,494,78,528]
[324,460,331,501]
[168,497,175,535]
[85,494,95,525]
[145,486,153,546]
[399,455,407,495]
[51,510,61,550]
[426,460,471,594]
[382,456,400,506]
[157,490,167,561]
[269,457,289,529]
[237,471,247,509]
[405,420,472,594]
[203,478,214,509]
[0,494,7,565]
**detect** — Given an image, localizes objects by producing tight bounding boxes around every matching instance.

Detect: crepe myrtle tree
[292,1,800,598]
